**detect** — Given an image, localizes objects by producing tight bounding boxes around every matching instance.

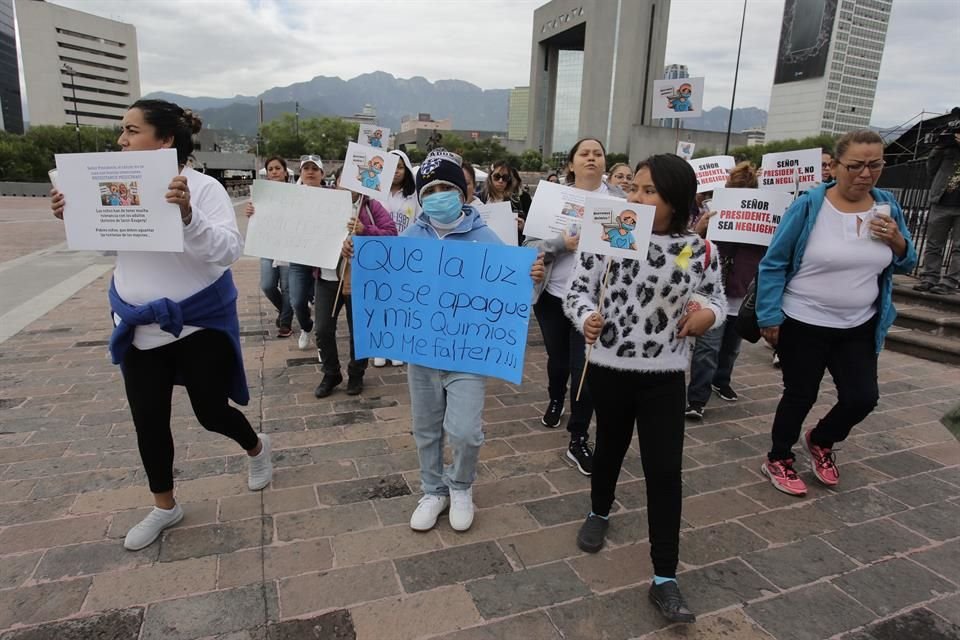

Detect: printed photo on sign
[706,188,794,246]
[760,148,821,192]
[476,201,518,246]
[55,148,183,252]
[676,141,696,160]
[523,180,623,240]
[578,197,656,262]
[652,77,705,120]
[340,142,400,202]
[688,155,735,193]
[358,124,391,150]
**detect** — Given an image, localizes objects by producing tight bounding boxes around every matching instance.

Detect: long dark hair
[395,157,416,198]
[565,137,606,184]
[634,154,697,235]
[129,99,201,165]
[264,155,288,171]
[483,159,517,202]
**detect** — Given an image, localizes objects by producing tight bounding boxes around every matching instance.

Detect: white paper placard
[339,142,399,202]
[688,155,736,193]
[55,149,183,252]
[523,180,623,240]
[652,76,705,120]
[245,180,353,268]
[676,141,696,160]
[706,188,794,246]
[579,197,656,262]
[476,201,518,246]
[760,148,822,192]
[358,124,390,150]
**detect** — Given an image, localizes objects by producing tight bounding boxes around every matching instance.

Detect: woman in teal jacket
[756,130,917,497]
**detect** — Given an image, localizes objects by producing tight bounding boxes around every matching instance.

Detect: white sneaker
[372,357,387,367]
[409,494,449,531]
[391,360,405,366]
[317,348,323,364]
[297,330,311,350]
[248,434,273,491]
[124,504,184,550]
[449,487,475,531]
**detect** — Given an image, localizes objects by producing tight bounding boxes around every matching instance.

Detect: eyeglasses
[491,173,510,182]
[836,160,885,174]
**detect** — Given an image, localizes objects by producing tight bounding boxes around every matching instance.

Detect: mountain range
[144,71,768,140]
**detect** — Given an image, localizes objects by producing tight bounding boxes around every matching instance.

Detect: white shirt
[782,198,893,328]
[113,167,243,350]
[386,189,420,233]
[546,182,612,298]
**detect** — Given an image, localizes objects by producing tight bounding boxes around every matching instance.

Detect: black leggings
[589,365,686,578]
[122,330,259,493]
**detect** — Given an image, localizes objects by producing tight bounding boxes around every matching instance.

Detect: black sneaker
[712,384,738,402]
[576,514,609,553]
[541,399,564,428]
[346,376,363,396]
[649,581,696,623]
[684,403,704,420]
[314,373,343,398]
[566,437,593,476]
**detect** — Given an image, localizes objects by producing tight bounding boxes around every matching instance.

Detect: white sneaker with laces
[297,330,311,350]
[372,357,387,367]
[248,434,273,491]
[409,494,449,531]
[391,360,405,366]
[449,487,475,531]
[124,504,184,550]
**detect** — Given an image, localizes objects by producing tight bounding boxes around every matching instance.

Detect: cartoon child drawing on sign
[667,83,694,113]
[358,155,384,191]
[367,129,384,148]
[601,209,638,250]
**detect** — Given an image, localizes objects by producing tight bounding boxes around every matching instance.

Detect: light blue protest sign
[351,236,537,383]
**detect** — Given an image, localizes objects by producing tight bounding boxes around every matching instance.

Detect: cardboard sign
[578,197,656,262]
[689,155,736,193]
[653,77,705,119]
[523,180,623,240]
[55,149,183,252]
[351,236,537,383]
[358,124,391,150]
[706,188,794,246]
[760,148,822,192]
[476,201,518,246]
[340,142,399,202]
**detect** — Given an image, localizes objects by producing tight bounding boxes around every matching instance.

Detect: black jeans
[533,292,592,437]
[769,315,879,461]
[314,278,367,379]
[589,365,686,578]
[121,330,259,494]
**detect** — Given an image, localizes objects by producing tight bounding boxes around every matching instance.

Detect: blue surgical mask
[622,222,636,231]
[422,191,463,224]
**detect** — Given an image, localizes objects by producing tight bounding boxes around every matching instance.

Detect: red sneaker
[805,429,839,486]
[761,459,807,496]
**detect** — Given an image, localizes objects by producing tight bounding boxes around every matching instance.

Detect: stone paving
[1,198,959,639]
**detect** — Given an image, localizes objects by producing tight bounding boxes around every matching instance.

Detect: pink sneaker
[761,459,807,496]
[805,430,839,486]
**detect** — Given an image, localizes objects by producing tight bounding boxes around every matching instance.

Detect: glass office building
[551,49,584,155]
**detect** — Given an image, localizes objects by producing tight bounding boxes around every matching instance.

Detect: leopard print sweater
[564,234,727,373]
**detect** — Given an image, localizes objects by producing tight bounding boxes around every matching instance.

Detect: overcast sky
[35,0,960,128]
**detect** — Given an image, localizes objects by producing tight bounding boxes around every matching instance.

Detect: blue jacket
[108,269,249,405]
[756,183,917,353]
[402,205,503,244]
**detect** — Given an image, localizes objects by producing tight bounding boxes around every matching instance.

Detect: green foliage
[728,134,838,166]
[0,125,121,182]
[606,152,629,166]
[518,149,545,171]
[259,114,360,161]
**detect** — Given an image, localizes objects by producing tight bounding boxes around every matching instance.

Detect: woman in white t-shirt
[756,130,917,497]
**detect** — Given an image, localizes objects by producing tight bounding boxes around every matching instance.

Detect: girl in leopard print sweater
[563,154,726,625]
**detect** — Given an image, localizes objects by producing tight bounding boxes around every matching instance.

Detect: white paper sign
[706,188,794,246]
[358,124,390,150]
[340,142,399,202]
[523,180,623,240]
[760,148,822,192]
[653,77,705,120]
[579,197,656,262]
[689,155,736,193]
[245,180,353,268]
[55,149,183,252]
[676,141,696,160]
[476,202,518,246]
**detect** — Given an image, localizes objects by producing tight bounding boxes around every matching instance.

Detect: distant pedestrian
[290,155,326,350]
[482,160,531,241]
[606,162,633,191]
[914,122,960,295]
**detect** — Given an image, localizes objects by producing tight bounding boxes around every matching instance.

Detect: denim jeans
[407,364,485,495]
[314,278,367,379]
[287,263,315,333]
[687,315,743,406]
[919,203,960,288]
[259,258,293,329]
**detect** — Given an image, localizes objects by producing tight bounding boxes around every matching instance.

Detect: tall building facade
[661,63,689,128]
[507,86,529,141]
[765,0,891,142]
[526,0,671,156]
[0,0,22,133]
[16,0,140,128]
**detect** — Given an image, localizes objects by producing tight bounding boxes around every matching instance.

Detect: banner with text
[706,188,794,246]
[689,155,736,193]
[351,236,537,383]
[760,148,821,192]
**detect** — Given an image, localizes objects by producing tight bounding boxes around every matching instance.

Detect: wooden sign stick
[575,258,613,402]
[331,217,358,317]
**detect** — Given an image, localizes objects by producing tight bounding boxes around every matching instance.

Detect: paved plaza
[0,197,958,639]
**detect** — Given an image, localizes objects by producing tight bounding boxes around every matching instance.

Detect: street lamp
[724,0,748,155]
[62,63,81,152]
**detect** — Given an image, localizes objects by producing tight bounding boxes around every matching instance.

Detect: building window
[55,28,126,48]
[551,49,583,154]
[58,41,127,61]
[59,55,127,73]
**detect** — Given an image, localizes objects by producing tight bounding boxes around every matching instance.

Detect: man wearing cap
[289,155,325,350]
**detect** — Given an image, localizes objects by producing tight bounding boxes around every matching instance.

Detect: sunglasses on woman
[491,173,511,182]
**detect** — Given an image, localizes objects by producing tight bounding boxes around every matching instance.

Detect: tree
[259,114,359,161]
[518,149,545,171]
[0,125,121,182]
[606,152,629,166]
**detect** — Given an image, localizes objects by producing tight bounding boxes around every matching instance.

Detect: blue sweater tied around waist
[108,269,249,405]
